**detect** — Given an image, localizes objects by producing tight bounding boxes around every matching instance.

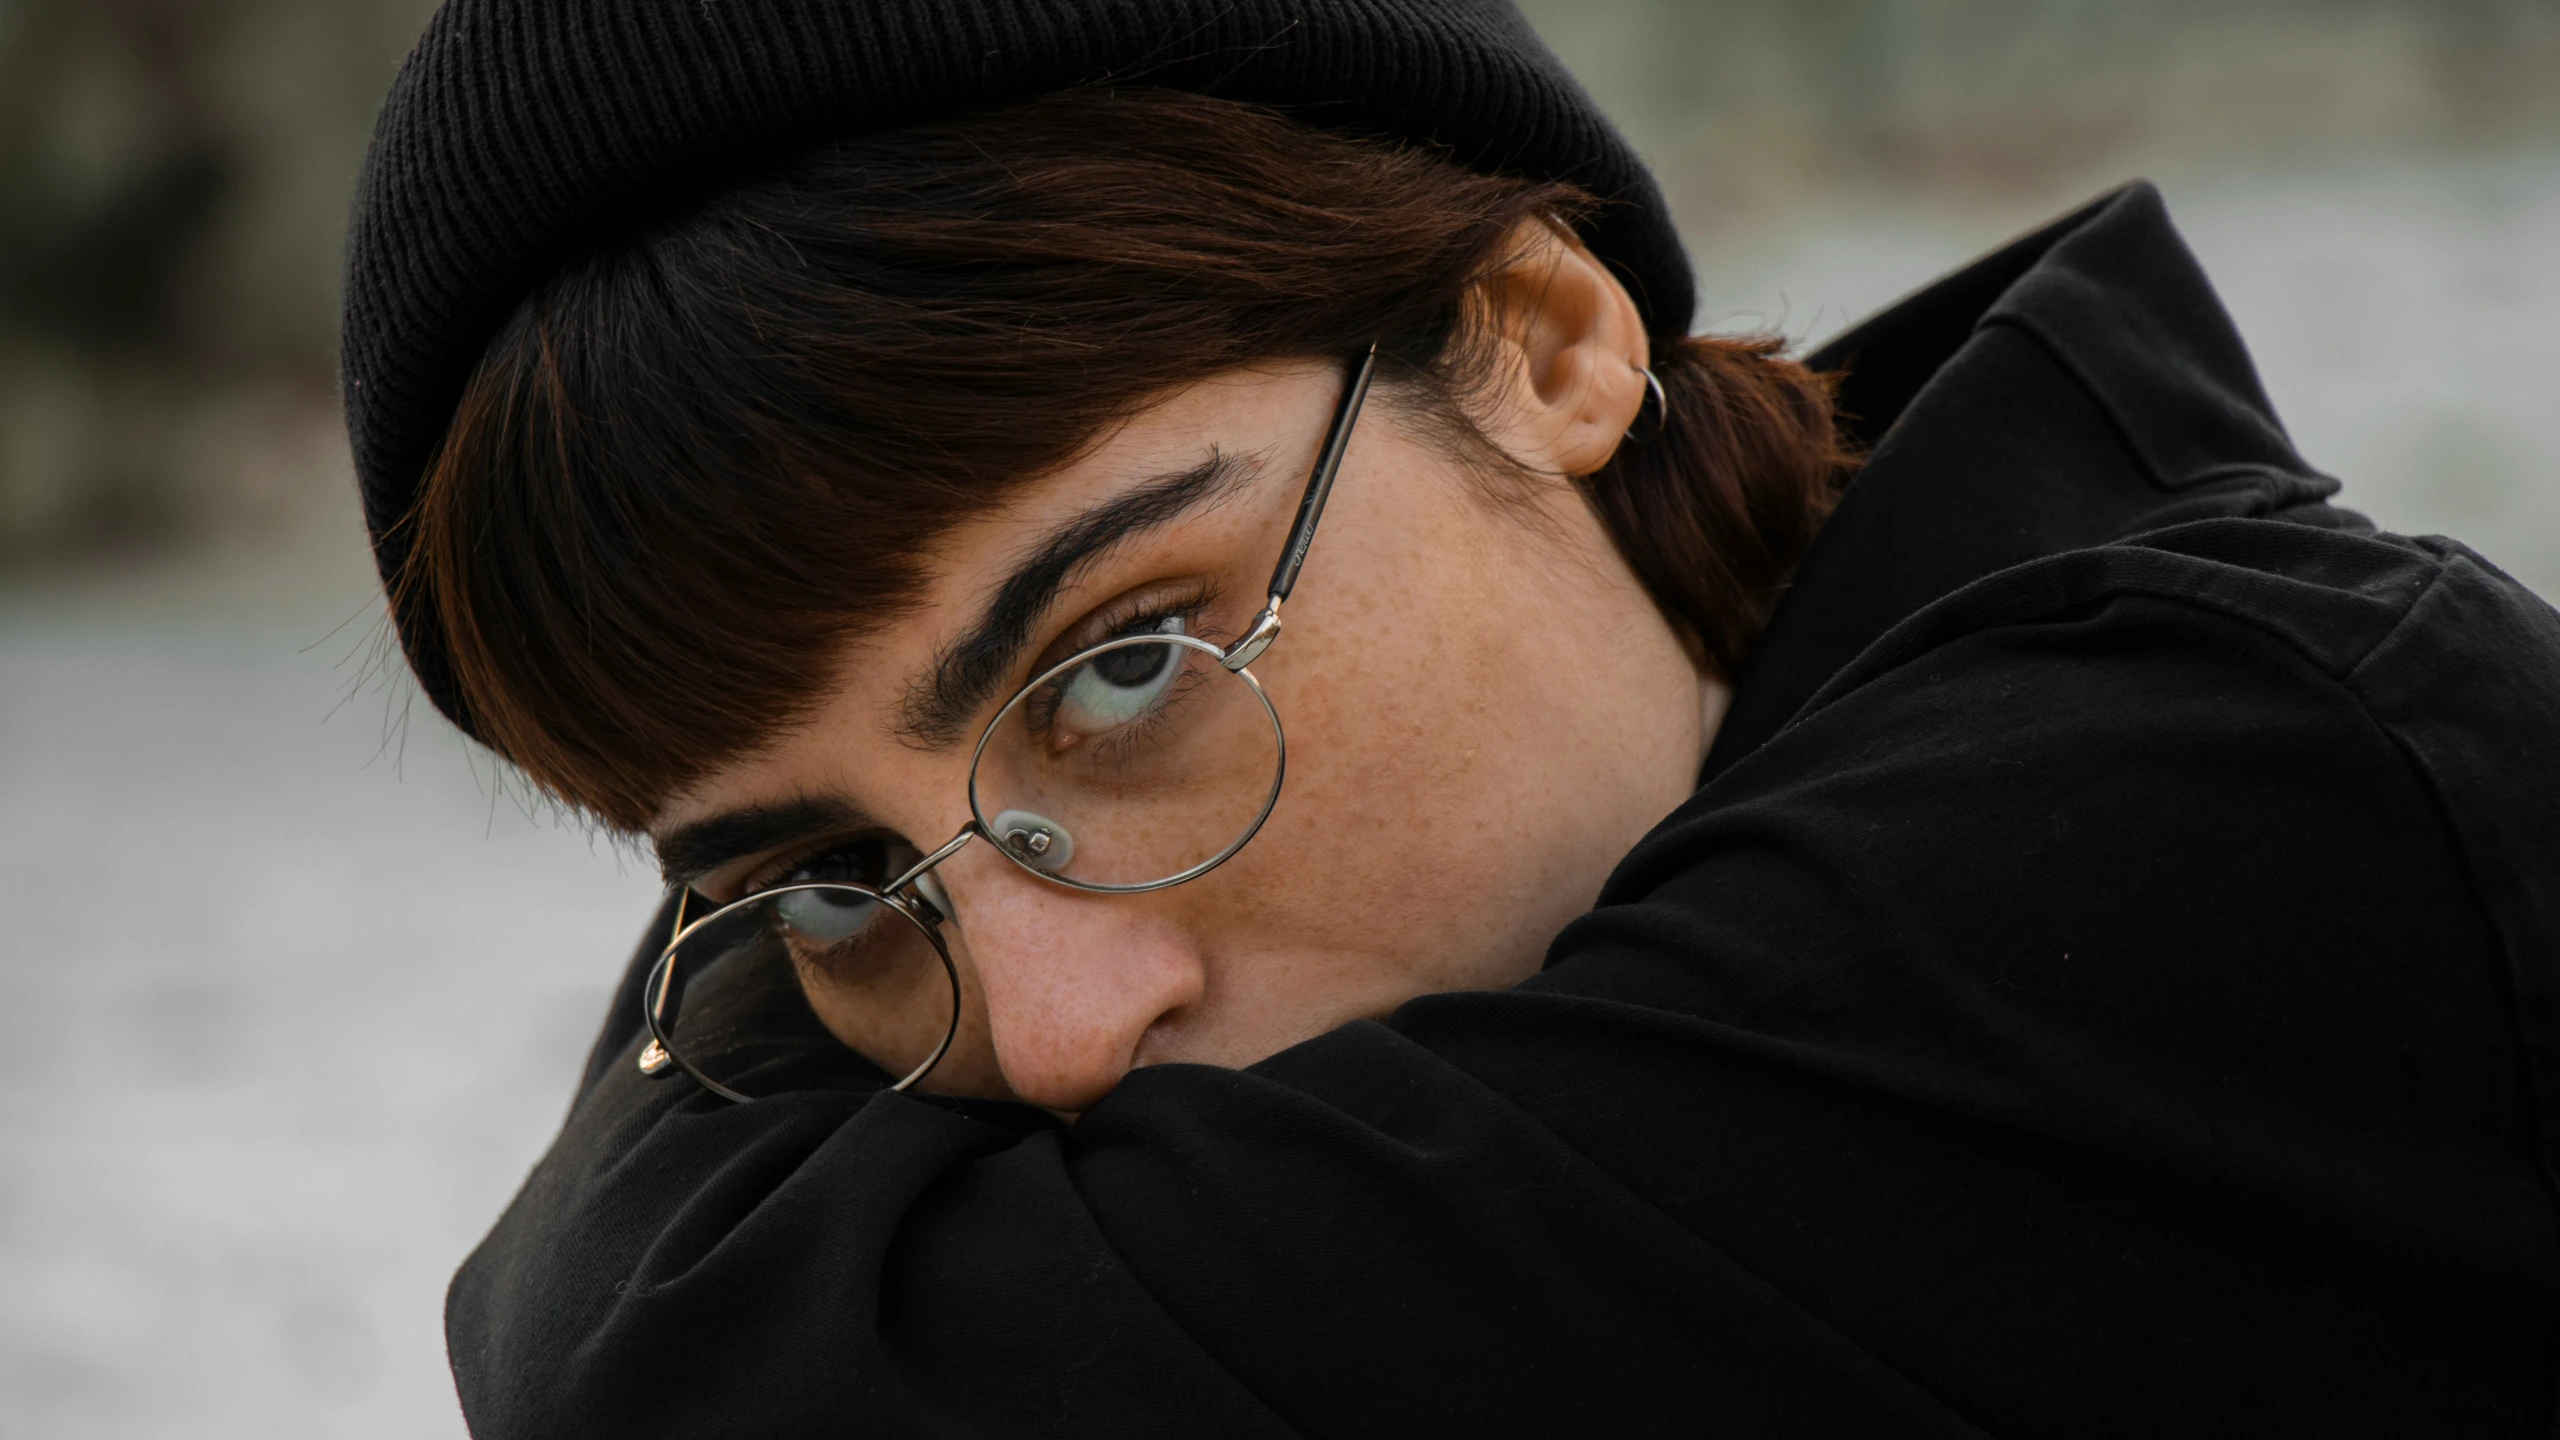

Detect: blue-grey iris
[773,884,878,943]
[1056,620,1185,734]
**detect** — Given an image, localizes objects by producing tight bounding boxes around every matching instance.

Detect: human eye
[1053,615,1190,735]
[749,835,916,947]
[1018,585,1224,752]
[772,884,883,945]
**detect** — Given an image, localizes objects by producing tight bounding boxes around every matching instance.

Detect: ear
[1472,216,1654,481]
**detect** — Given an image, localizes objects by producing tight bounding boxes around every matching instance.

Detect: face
[650,228,1727,1114]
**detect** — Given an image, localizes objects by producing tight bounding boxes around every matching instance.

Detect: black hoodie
[448,185,2560,1437]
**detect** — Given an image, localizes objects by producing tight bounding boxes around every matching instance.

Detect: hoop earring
[1628,364,1669,442]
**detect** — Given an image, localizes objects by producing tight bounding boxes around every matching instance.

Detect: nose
[937,846,1205,1113]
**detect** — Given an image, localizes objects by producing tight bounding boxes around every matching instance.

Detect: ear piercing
[1628,364,1668,441]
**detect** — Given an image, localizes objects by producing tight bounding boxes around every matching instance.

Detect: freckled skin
[655,224,1729,1115]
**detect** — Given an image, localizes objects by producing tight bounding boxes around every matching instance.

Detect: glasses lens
[969,632,1284,890]
[652,883,957,1097]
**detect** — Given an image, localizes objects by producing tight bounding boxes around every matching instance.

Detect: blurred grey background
[1,1,2554,1433]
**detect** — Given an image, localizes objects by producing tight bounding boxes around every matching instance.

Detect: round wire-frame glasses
[638,346,1382,1103]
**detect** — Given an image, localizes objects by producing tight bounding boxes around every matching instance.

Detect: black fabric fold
[1705,181,2348,788]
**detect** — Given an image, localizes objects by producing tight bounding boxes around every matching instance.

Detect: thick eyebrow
[896,448,1260,746]
[653,795,876,890]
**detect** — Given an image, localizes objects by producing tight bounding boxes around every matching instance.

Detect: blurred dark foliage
[0,147,230,351]
[0,0,230,354]
[0,0,2552,564]
[0,0,433,560]
[1518,0,2560,217]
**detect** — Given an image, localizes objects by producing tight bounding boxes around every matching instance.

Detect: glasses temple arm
[1225,343,1380,670]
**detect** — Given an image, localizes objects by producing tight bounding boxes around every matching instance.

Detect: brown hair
[402,89,1853,832]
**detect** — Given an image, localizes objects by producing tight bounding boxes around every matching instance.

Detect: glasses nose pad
[908,866,956,923]
[990,808,1075,874]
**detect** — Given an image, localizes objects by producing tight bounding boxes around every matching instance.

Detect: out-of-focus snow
[0,606,662,1436]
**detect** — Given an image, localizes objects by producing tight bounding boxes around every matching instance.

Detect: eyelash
[1020,582,1221,738]
[736,833,904,902]
[1056,581,1223,661]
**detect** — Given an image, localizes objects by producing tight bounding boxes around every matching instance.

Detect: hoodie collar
[1699,182,2338,786]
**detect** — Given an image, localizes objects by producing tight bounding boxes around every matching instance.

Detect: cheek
[1218,561,1564,995]
[1205,468,1699,1010]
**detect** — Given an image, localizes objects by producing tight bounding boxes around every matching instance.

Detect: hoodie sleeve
[448,521,2560,1439]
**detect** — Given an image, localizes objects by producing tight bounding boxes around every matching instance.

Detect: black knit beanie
[343,0,1694,738]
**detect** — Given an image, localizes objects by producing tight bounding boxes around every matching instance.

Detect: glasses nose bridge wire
[886,823,982,912]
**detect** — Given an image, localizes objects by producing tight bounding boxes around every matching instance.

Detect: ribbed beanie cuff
[342,0,1693,738]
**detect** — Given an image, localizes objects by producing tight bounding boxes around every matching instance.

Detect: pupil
[1094,642,1172,688]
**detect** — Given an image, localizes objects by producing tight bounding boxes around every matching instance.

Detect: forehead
[920,361,1335,596]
